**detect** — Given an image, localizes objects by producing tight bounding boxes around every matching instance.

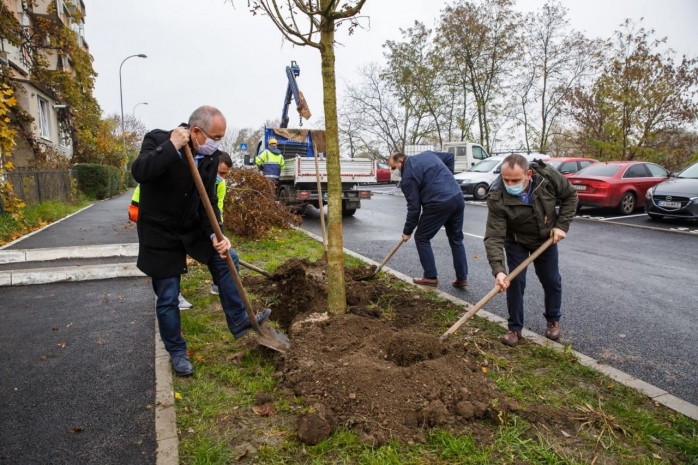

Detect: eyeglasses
[196,127,223,142]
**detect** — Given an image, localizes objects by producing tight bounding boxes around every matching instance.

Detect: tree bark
[319,7,347,316]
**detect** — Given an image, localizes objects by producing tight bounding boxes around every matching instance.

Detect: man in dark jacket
[389,151,468,288]
[132,105,271,376]
[484,154,578,347]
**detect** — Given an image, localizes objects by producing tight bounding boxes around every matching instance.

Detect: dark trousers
[504,242,561,331]
[152,248,248,358]
[414,195,468,281]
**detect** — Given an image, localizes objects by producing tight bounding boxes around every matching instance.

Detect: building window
[38,97,51,140]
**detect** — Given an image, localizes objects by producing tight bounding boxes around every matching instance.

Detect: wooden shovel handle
[440,237,554,342]
[376,237,405,272]
[240,260,274,279]
[182,145,261,334]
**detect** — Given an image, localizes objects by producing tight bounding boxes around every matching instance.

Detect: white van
[455,154,541,200]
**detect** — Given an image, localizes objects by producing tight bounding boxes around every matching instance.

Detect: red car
[571,161,670,215]
[376,162,391,183]
[542,157,598,177]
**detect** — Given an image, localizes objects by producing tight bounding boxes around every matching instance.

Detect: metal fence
[1,169,74,210]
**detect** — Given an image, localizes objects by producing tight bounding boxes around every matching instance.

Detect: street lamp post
[132,102,148,117]
[119,54,147,156]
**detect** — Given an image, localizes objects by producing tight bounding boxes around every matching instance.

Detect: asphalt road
[0,278,156,465]
[301,193,698,405]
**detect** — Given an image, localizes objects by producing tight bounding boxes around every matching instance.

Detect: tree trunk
[319,11,347,316]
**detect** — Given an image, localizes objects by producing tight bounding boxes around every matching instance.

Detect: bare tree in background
[437,0,522,152]
[516,1,603,152]
[241,0,368,316]
[106,113,148,153]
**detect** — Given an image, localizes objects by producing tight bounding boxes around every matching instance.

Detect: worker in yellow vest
[255,138,285,182]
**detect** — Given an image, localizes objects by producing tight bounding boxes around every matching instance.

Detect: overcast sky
[88,0,698,137]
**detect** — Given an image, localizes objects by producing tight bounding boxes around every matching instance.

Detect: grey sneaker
[172,356,194,376]
[210,284,219,295]
[178,293,193,310]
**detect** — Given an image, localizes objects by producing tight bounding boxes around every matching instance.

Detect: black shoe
[172,356,194,376]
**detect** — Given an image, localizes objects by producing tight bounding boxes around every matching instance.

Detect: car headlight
[459,179,470,184]
[645,186,655,199]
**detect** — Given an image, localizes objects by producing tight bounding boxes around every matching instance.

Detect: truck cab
[442,142,490,173]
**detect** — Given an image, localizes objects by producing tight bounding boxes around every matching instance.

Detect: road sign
[239,143,248,151]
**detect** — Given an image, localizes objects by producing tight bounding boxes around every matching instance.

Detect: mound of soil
[242,259,512,444]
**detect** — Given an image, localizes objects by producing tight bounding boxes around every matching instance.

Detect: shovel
[182,144,290,353]
[240,260,274,279]
[355,237,406,281]
[440,237,554,342]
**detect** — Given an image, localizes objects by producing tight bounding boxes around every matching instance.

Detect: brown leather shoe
[413,277,438,287]
[544,321,561,341]
[452,279,468,288]
[501,330,522,347]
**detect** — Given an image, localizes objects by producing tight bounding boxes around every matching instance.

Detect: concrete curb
[154,320,179,465]
[0,243,138,264]
[298,227,698,422]
[0,262,144,286]
[0,204,94,250]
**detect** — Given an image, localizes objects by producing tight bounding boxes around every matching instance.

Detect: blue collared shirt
[517,179,534,205]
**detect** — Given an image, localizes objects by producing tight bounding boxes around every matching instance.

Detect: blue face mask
[505,183,525,196]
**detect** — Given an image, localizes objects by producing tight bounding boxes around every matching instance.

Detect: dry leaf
[235,449,249,461]
[481,367,488,373]
[473,254,479,259]
[251,404,276,417]
[195,355,204,362]
[52,327,59,331]
[561,430,571,438]
[71,427,84,433]
[66,322,73,328]
[175,392,183,401]
[57,342,67,348]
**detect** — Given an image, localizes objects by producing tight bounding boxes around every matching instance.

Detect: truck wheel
[473,183,489,201]
[617,192,636,215]
[277,185,292,206]
[342,208,357,217]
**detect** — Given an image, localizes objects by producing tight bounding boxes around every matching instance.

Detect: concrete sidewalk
[0,193,159,464]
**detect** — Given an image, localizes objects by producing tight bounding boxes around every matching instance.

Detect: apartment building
[1,0,89,167]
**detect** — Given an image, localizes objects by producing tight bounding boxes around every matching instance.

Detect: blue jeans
[504,242,562,331]
[414,195,468,280]
[152,248,249,358]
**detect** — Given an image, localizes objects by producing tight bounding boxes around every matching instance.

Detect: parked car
[454,153,541,200]
[644,161,698,220]
[376,162,391,183]
[542,157,598,177]
[571,161,670,215]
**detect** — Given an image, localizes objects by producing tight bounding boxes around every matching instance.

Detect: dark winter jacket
[399,151,461,236]
[131,129,221,279]
[484,160,578,276]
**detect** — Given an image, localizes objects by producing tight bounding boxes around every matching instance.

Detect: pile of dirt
[242,258,513,444]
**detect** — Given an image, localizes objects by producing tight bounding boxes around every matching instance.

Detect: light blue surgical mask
[195,128,221,156]
[505,183,525,196]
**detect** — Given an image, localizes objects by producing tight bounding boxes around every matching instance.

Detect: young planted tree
[242,0,367,316]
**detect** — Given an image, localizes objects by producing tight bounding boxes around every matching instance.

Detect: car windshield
[468,159,500,173]
[545,161,562,168]
[678,163,698,179]
[377,163,389,170]
[576,164,622,177]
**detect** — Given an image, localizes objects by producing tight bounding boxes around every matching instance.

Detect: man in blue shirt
[389,151,468,288]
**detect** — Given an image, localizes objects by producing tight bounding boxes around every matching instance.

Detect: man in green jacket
[484,154,578,347]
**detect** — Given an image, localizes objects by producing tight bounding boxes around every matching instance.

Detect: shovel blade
[257,325,291,353]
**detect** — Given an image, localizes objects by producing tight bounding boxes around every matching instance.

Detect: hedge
[74,163,122,200]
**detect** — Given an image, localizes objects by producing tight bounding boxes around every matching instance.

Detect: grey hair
[188,105,225,131]
[501,154,529,172]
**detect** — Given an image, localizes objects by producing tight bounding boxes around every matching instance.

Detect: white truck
[248,128,375,217]
[454,153,542,200]
[391,142,491,181]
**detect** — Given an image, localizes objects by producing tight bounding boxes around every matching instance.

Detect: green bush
[74,163,122,199]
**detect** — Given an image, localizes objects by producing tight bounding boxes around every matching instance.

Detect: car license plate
[573,185,587,191]
[658,200,681,208]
